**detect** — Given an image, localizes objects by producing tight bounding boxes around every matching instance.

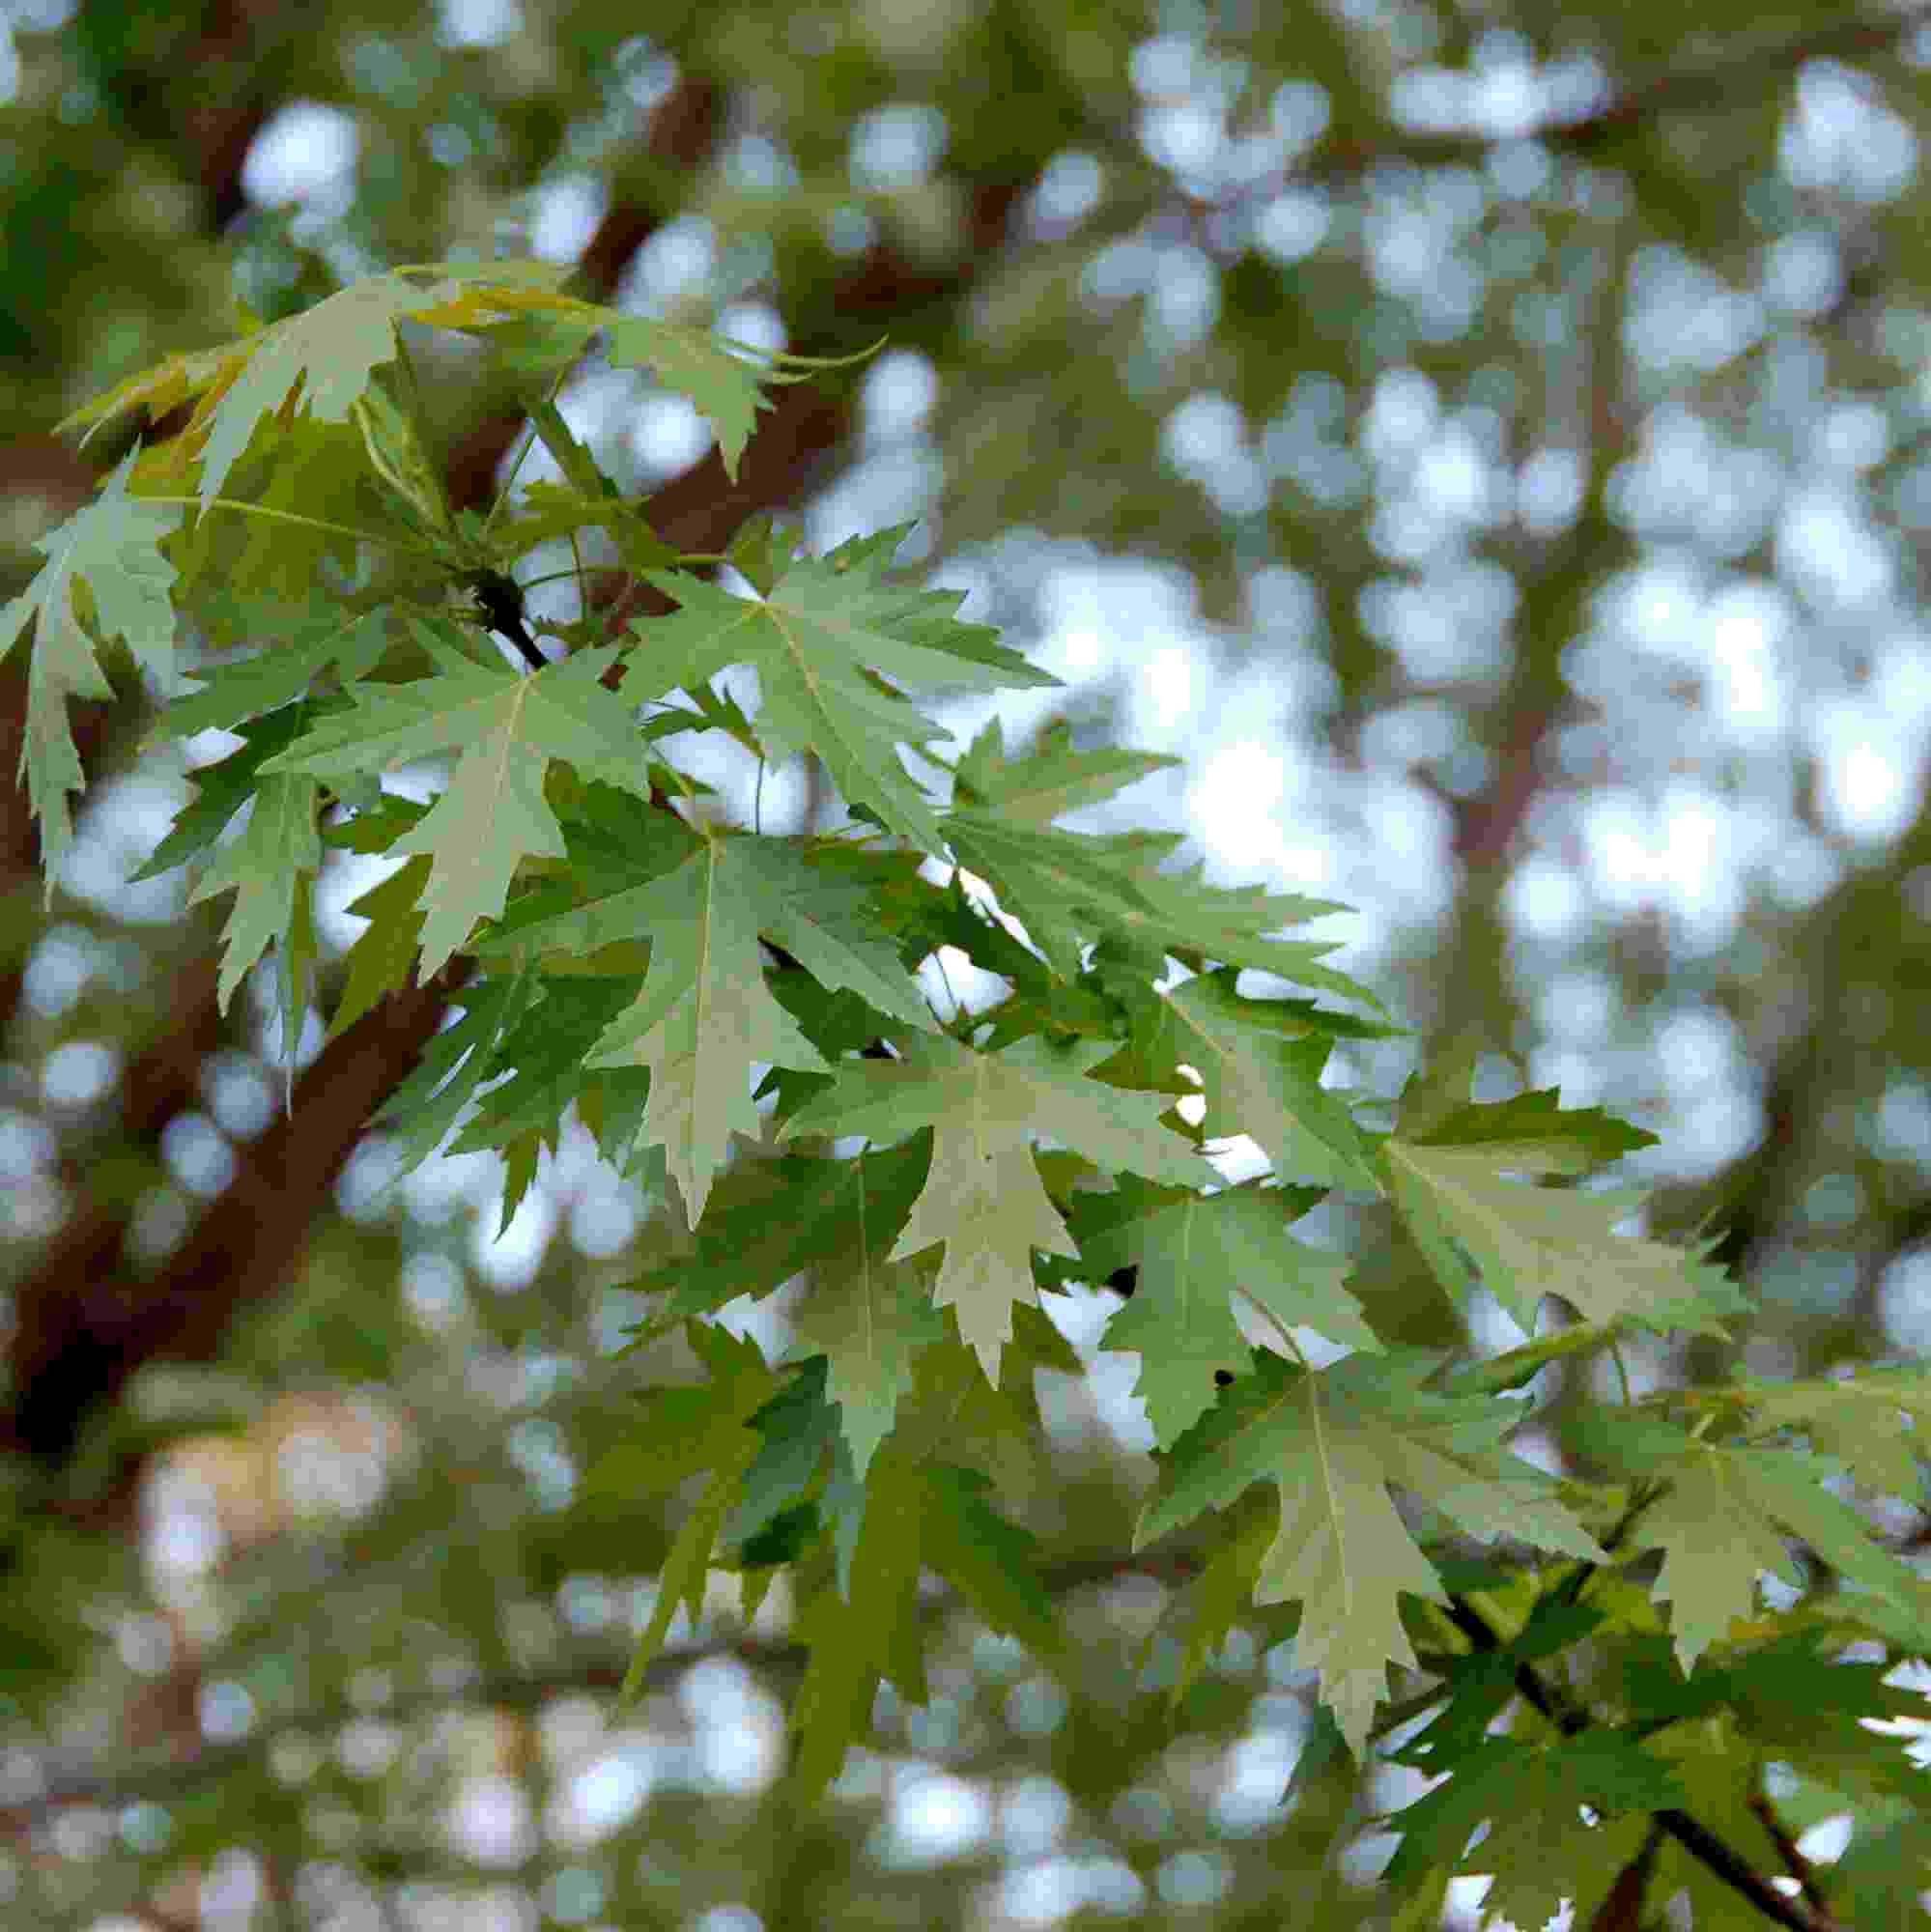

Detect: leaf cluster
[12,263,1931,1930]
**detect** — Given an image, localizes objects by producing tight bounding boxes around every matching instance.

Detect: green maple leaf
[784,1441,1060,1803]
[1380,1088,1744,1334]
[787,1447,928,1803]
[186,767,323,1017]
[1135,1349,1604,1753]
[474,829,939,1039]
[607,317,777,483]
[1613,1628,1927,1804]
[939,715,1378,1000]
[724,1357,839,1551]
[326,854,432,1043]
[1079,1176,1381,1446]
[946,713,1184,824]
[611,1322,783,1705]
[0,446,183,895]
[1135,1485,1282,1709]
[1385,1733,1672,1932]
[146,597,392,745]
[256,622,648,977]
[367,964,540,1174]
[1086,846,1385,1010]
[1580,1408,1931,1668]
[1148,968,1386,1190]
[622,523,1060,854]
[1727,1364,1931,1505]
[795,1255,946,1481]
[552,835,848,1225]
[132,705,313,884]
[921,1462,1062,1656]
[619,1138,943,1475]
[778,1031,1212,1383]
[445,976,649,1210]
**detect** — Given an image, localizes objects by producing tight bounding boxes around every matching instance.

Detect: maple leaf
[604,1322,784,1704]
[607,317,778,484]
[1145,968,1387,1190]
[1079,1176,1381,1446]
[164,264,568,513]
[456,300,871,485]
[618,1137,943,1475]
[185,767,323,1017]
[1134,1486,1283,1709]
[1578,1407,1931,1669]
[793,1254,945,1481]
[1611,1627,1928,1804]
[549,836,844,1225]
[0,446,184,895]
[256,621,649,977]
[1380,1088,1746,1335]
[58,338,252,451]
[946,713,1184,824]
[1723,1364,1931,1505]
[1135,1349,1604,1753]
[778,1031,1214,1384]
[146,596,392,745]
[473,828,940,1040]
[622,524,1061,855]
[366,964,542,1174]
[1384,1733,1672,1932]
[940,714,1376,993]
[1082,845,1388,1011]
[786,1449,927,1803]
[326,853,432,1043]
[785,1445,1058,1804]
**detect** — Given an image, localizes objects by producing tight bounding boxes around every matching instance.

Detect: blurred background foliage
[3,0,1931,1925]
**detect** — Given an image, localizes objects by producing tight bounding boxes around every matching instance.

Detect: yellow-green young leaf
[1135,1349,1604,1755]
[255,624,647,977]
[779,1031,1213,1384]
[184,265,564,512]
[623,523,1061,856]
[577,836,836,1225]
[1082,1177,1380,1446]
[0,446,183,895]
[58,339,253,449]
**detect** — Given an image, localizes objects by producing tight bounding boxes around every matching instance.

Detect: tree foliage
[8,262,1929,1930]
